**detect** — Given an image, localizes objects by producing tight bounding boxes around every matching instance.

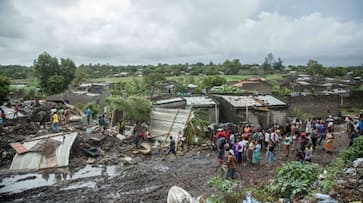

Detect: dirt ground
[0,123,350,203]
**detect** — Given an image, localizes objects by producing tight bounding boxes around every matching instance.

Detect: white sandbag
[167,186,198,203]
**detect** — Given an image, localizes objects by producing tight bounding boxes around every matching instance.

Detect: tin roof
[256,95,287,106]
[217,95,262,108]
[10,132,78,170]
[154,97,185,105]
[184,96,216,107]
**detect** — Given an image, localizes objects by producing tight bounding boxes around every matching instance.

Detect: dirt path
[0,124,349,202]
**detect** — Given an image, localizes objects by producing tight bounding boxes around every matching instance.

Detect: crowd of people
[215,113,363,179]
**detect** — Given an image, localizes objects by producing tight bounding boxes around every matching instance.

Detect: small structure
[214,95,287,128]
[10,132,78,170]
[231,78,272,95]
[184,96,218,124]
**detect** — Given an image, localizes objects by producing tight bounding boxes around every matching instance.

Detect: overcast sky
[1,0,363,66]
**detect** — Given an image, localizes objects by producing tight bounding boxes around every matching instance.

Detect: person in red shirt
[13,104,19,118]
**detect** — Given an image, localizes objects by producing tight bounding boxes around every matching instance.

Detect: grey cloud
[0,0,362,66]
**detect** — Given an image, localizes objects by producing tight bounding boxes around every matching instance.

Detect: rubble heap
[333,158,363,202]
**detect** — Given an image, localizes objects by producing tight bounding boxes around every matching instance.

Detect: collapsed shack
[149,108,193,147]
[9,132,78,170]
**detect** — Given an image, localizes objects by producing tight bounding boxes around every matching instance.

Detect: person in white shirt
[238,137,248,164]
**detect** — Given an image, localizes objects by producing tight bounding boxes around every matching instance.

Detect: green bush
[206,176,234,194]
[341,136,363,163]
[266,161,319,198]
[83,102,100,119]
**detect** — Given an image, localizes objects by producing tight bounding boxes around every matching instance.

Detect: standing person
[326,115,334,133]
[252,140,262,165]
[84,107,91,125]
[133,123,139,148]
[305,118,312,135]
[229,132,235,145]
[216,129,226,150]
[264,130,271,151]
[216,144,225,170]
[318,121,326,145]
[357,117,363,135]
[51,111,59,133]
[0,113,3,133]
[64,107,71,125]
[283,134,292,157]
[226,149,237,179]
[238,137,248,164]
[311,127,319,151]
[348,130,357,147]
[0,107,5,128]
[119,121,125,135]
[266,142,275,164]
[13,103,19,118]
[98,115,106,134]
[247,140,255,163]
[323,132,334,153]
[166,136,177,158]
[232,139,240,163]
[305,144,313,162]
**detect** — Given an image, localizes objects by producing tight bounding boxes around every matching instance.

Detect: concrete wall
[279,95,340,118]
[342,90,363,109]
[191,107,218,124]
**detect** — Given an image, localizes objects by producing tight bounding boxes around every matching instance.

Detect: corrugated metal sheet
[154,97,185,105]
[217,95,262,108]
[256,95,287,106]
[0,106,25,119]
[184,96,216,107]
[10,132,78,170]
[150,108,192,142]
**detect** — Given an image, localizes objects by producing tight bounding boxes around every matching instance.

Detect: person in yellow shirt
[51,111,59,133]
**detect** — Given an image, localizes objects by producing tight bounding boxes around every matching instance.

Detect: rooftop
[184,96,216,106]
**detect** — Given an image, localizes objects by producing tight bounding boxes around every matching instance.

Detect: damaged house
[214,95,287,129]
[46,82,113,109]
[153,96,218,124]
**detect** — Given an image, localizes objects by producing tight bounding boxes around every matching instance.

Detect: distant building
[231,78,272,95]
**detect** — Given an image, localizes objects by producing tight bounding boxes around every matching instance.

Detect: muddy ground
[0,123,350,203]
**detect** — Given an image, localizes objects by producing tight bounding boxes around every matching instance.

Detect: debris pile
[333,158,363,202]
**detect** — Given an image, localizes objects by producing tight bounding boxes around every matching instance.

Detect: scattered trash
[243,192,261,203]
[132,143,151,155]
[85,147,103,157]
[116,134,126,141]
[314,193,338,203]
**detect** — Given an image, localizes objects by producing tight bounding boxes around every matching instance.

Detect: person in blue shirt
[85,107,91,125]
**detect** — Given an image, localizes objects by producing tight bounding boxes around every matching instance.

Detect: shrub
[266,161,319,198]
[341,136,363,163]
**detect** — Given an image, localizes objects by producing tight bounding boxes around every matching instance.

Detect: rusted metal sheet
[9,143,28,154]
[10,132,78,170]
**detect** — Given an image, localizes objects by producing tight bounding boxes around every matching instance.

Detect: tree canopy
[33,52,76,94]
[0,74,11,104]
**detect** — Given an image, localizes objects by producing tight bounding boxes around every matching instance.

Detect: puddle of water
[0,164,122,194]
